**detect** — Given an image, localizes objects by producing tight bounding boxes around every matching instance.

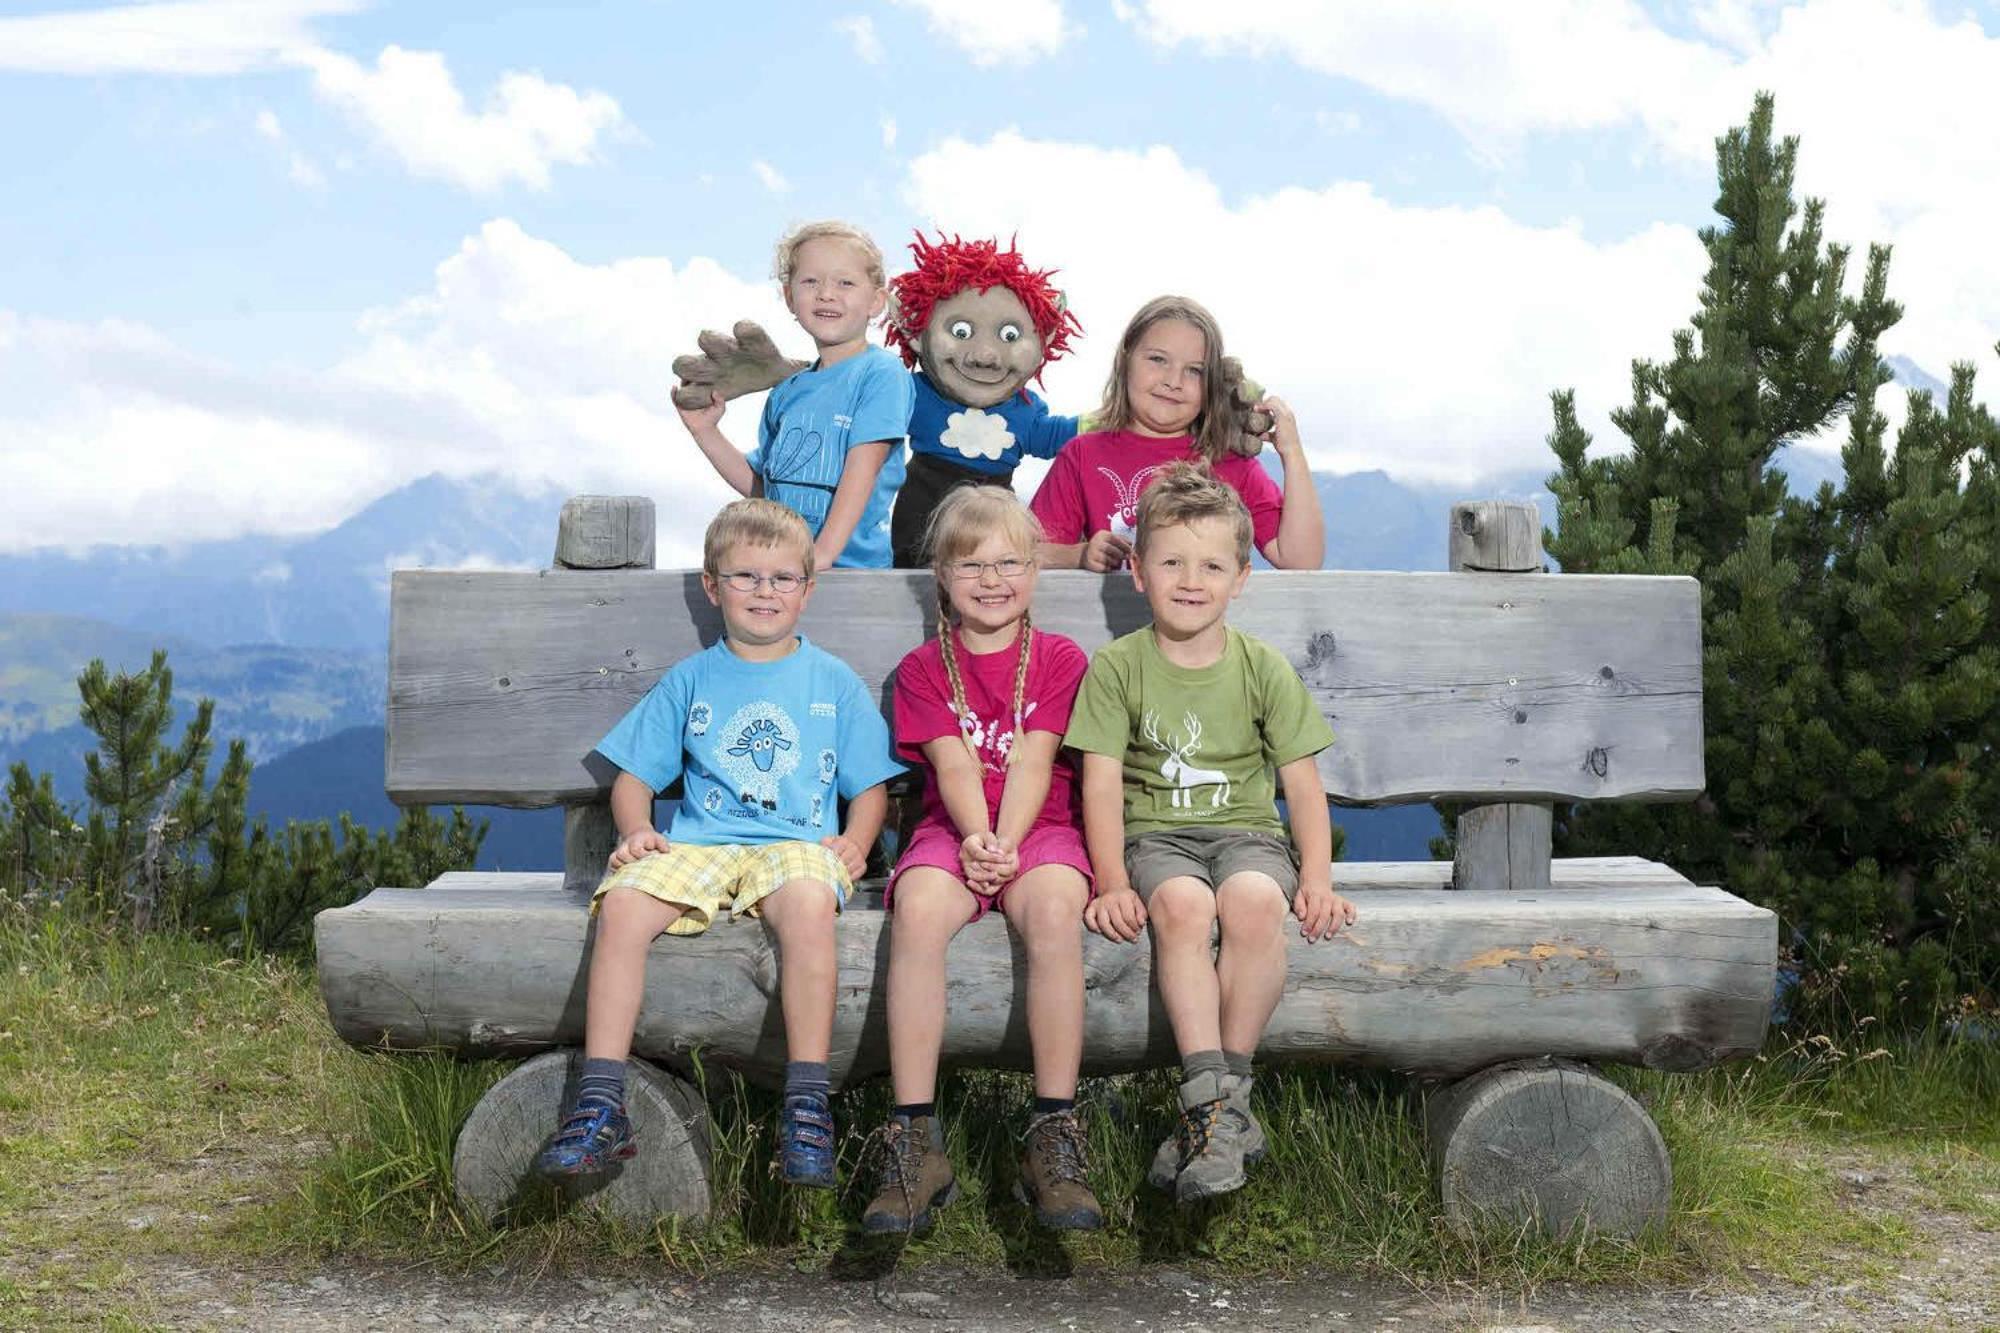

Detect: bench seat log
[316,856,1773,1086]
[385,569,1704,810]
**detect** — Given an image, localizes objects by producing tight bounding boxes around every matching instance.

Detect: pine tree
[1543,93,1998,1026]
[74,650,215,921]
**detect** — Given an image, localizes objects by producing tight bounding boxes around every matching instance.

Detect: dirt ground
[59,1244,2000,1332]
[8,1143,1995,1331]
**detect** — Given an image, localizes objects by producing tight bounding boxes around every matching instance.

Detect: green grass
[3,907,1995,1322]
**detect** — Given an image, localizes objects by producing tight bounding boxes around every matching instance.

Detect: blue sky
[4,0,1998,564]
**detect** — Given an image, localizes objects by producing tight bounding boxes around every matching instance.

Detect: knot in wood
[1300,630,1339,680]
[1585,746,1610,778]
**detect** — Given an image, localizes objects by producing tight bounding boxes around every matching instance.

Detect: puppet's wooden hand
[1220,356,1275,457]
[670,320,807,410]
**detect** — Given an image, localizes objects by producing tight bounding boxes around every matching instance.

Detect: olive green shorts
[1124,826,1301,905]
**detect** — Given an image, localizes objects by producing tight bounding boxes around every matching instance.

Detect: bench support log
[1426,1058,1670,1237]
[1449,500,1554,894]
[453,1050,712,1225]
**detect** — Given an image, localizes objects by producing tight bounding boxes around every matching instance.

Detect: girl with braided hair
[861,486,1102,1235]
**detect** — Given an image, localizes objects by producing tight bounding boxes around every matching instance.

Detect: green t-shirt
[1064,626,1334,839]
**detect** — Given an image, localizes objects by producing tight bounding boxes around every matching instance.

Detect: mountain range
[0,417,1876,870]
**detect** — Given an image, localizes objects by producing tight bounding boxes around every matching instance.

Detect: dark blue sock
[576,1057,625,1108]
[1032,1095,1075,1117]
[893,1101,935,1122]
[786,1060,830,1101]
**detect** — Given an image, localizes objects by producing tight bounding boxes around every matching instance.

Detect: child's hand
[1084,886,1148,942]
[960,832,1017,888]
[608,829,670,870]
[674,387,727,434]
[1293,880,1356,943]
[1082,530,1133,572]
[821,832,869,882]
[1257,395,1302,457]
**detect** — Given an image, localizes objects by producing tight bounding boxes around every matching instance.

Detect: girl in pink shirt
[861,486,1101,1235]
[1029,294,1325,571]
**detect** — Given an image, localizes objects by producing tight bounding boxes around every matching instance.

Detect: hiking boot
[1146,1070,1267,1192]
[860,1115,959,1233]
[532,1097,636,1178]
[1015,1109,1104,1231]
[775,1091,837,1189]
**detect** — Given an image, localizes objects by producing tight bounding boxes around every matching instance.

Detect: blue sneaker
[533,1097,636,1178]
[776,1092,836,1189]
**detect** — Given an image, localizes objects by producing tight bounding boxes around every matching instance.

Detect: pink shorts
[886,820,1093,922]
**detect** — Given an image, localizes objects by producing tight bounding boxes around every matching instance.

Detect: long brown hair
[1092,294,1235,463]
[923,486,1041,767]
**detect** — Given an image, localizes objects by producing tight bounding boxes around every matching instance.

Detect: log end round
[453,1050,712,1226]
[1426,1059,1670,1238]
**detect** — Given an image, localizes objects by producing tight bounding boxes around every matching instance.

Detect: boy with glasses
[533,498,903,1188]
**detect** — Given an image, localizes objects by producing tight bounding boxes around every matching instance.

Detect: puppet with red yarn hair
[675,232,1085,567]
[881,233,1082,566]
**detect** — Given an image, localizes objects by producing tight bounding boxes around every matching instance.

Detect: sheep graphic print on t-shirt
[592,637,904,846]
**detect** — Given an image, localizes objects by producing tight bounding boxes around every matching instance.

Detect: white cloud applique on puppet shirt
[938,407,1017,461]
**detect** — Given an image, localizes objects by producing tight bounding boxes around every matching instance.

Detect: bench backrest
[386,566,1704,809]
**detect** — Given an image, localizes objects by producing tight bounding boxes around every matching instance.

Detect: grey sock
[786,1060,830,1100]
[1181,1049,1227,1082]
[1223,1050,1254,1078]
[576,1056,625,1107]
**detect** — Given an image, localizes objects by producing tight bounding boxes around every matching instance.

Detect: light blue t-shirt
[594,636,904,847]
[750,345,914,570]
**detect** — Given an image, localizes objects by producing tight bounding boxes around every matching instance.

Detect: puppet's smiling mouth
[945,363,1010,385]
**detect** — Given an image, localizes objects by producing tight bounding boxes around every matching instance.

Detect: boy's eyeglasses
[716,570,807,594]
[948,557,1035,581]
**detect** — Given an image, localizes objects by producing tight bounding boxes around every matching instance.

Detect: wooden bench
[315,496,1774,1237]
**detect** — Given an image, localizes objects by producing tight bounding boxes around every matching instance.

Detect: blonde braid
[1005,611,1034,768]
[936,582,979,762]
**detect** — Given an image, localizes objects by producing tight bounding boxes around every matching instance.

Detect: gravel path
[80,1238,2000,1333]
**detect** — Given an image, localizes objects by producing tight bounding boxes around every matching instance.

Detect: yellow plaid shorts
[590,840,852,936]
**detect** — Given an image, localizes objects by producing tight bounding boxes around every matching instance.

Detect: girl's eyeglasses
[716,570,807,594]
[948,557,1034,581]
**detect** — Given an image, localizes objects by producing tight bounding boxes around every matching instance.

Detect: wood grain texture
[553,495,656,570]
[1426,1058,1671,1237]
[386,568,1704,808]
[1450,500,1555,893]
[1453,784,1556,892]
[315,859,1772,1086]
[1448,500,1546,573]
[452,1050,711,1225]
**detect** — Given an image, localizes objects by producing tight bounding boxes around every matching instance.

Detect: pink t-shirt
[892,629,1088,837]
[1028,430,1284,551]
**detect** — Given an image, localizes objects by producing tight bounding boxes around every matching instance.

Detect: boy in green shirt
[1066,463,1357,1203]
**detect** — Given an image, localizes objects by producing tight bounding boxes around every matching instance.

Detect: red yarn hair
[883,232,1080,384]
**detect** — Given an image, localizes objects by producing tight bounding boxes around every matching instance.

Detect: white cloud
[903,132,1706,483]
[0,0,357,75]
[0,223,810,564]
[881,115,899,150]
[889,0,1074,65]
[834,13,884,63]
[296,45,625,192]
[1115,0,2000,439]
[0,4,624,193]
[751,159,792,194]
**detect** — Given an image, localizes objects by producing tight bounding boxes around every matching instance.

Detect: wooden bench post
[553,496,656,893]
[1448,500,1553,894]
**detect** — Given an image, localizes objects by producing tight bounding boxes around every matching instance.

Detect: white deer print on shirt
[1099,463,1167,543]
[1141,710,1232,809]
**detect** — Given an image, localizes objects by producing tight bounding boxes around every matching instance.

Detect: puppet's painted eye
[949,320,973,340]
[999,324,1023,342]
